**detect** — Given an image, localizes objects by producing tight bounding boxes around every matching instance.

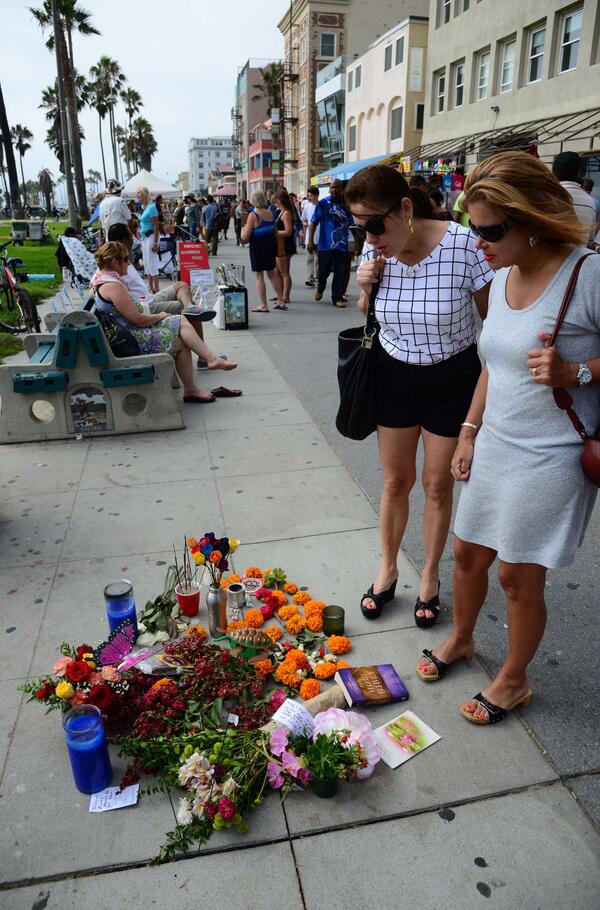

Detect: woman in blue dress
[242,190,284,313]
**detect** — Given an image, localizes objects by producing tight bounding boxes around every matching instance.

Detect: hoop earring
[529,235,539,247]
[408,216,414,236]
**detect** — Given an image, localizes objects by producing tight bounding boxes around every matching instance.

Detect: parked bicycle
[0,242,42,334]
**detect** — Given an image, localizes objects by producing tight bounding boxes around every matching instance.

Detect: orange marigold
[306,615,324,633]
[264,625,283,643]
[278,604,298,622]
[299,678,321,700]
[285,614,306,635]
[151,677,172,689]
[327,635,351,655]
[284,583,298,595]
[244,567,263,578]
[254,658,274,678]
[275,663,301,689]
[286,648,309,669]
[304,599,326,614]
[336,660,351,669]
[292,591,311,606]
[226,620,249,633]
[220,572,242,590]
[270,590,288,606]
[245,609,265,629]
[314,661,337,680]
[187,625,207,641]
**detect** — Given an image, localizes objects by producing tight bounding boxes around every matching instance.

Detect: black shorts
[374,343,481,437]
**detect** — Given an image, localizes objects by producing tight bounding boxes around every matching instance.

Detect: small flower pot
[175,581,201,618]
[310,776,338,799]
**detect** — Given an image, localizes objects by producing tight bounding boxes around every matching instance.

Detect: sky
[1,0,286,197]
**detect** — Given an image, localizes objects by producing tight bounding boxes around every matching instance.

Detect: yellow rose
[228,538,240,553]
[55,680,75,700]
[192,551,205,565]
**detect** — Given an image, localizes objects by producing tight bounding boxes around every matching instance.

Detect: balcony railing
[316,55,353,88]
[280,106,299,123]
[280,59,299,81]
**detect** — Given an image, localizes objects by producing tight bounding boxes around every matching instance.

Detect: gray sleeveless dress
[455,248,600,569]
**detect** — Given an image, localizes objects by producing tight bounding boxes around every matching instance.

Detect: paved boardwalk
[1,239,599,908]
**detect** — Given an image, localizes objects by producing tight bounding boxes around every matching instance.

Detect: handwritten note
[272,699,315,736]
[89,784,139,813]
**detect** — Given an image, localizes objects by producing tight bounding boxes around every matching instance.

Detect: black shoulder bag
[335,281,379,440]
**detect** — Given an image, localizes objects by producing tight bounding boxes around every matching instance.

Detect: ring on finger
[530,367,538,377]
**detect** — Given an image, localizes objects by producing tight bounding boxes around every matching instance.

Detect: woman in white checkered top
[344,166,493,626]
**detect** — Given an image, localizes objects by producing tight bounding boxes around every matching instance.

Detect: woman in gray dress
[416,151,600,725]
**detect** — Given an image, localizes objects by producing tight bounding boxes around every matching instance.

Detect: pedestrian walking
[552,152,596,246]
[302,186,319,286]
[241,190,284,313]
[274,188,297,308]
[415,150,600,726]
[308,179,354,308]
[344,164,493,624]
[186,196,201,241]
[202,195,220,256]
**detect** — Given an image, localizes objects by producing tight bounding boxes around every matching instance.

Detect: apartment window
[390,105,403,141]
[499,39,516,92]
[384,44,393,71]
[300,35,307,64]
[527,26,545,83]
[355,65,362,88]
[453,61,465,107]
[476,50,490,99]
[443,0,452,24]
[558,7,582,73]
[462,0,470,9]
[415,103,425,130]
[320,32,336,58]
[436,70,446,112]
[299,127,306,152]
[348,124,357,151]
[300,82,306,108]
[395,36,405,65]
[347,70,354,92]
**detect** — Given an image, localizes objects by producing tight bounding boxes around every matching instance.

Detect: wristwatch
[576,362,593,387]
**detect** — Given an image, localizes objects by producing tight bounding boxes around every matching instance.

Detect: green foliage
[288,731,361,781]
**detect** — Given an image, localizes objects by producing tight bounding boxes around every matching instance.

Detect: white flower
[178,752,212,787]
[221,777,238,797]
[176,798,193,826]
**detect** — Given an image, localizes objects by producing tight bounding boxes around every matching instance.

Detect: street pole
[51,0,78,230]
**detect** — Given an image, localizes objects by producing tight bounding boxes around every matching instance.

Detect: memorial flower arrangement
[186,532,240,585]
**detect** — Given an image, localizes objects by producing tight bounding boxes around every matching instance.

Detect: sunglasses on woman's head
[350,202,401,240]
[468,220,511,243]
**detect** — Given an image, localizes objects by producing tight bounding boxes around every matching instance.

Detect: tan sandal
[459,690,532,725]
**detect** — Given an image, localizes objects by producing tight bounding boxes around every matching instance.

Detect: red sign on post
[177,241,209,284]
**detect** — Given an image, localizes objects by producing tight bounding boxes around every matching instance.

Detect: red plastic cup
[175,581,201,617]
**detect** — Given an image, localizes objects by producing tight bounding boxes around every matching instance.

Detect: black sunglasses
[468,220,511,243]
[350,202,400,240]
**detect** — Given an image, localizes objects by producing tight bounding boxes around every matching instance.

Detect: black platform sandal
[414,581,440,629]
[360,579,397,620]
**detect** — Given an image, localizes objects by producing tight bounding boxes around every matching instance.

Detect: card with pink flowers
[374,710,441,769]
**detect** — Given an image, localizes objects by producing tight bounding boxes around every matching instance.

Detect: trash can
[11,221,27,245]
[28,221,44,241]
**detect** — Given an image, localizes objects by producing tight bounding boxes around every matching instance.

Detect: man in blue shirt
[201,195,220,255]
[307,179,353,307]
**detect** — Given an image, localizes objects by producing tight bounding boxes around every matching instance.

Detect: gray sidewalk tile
[63,479,222,559]
[293,785,600,910]
[0,562,55,679]
[283,624,556,836]
[0,439,89,495]
[570,775,600,829]
[217,464,377,543]
[0,842,304,909]
[206,423,340,478]
[0,491,76,568]
[0,686,24,774]
[200,391,313,431]
[219,366,294,397]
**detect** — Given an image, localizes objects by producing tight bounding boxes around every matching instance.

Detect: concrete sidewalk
[1,240,599,909]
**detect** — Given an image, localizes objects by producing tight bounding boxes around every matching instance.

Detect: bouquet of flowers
[186,532,240,586]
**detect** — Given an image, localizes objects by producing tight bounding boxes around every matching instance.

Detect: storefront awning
[313,154,387,186]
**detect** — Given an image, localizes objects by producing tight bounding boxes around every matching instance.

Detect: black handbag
[335,282,379,440]
[95,308,141,359]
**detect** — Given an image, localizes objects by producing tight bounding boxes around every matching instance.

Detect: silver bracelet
[460,421,479,431]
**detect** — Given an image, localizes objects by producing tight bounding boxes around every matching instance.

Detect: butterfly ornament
[93,619,136,667]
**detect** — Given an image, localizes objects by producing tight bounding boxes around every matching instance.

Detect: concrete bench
[0,310,184,444]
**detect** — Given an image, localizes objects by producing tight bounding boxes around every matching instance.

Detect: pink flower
[296,766,312,785]
[312,707,381,779]
[260,603,276,620]
[52,656,72,677]
[281,750,303,777]
[69,690,87,707]
[101,666,120,682]
[255,587,270,600]
[267,760,284,789]
[216,796,236,820]
[270,689,286,711]
[269,727,289,757]
[87,672,104,685]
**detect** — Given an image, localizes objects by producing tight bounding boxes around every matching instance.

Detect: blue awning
[314,154,387,186]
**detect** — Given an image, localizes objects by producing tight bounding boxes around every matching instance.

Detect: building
[344,16,428,165]
[277,0,429,196]
[416,0,600,170]
[207,165,237,195]
[247,119,283,195]
[232,59,280,199]
[315,55,354,170]
[175,171,190,195]
[188,137,234,197]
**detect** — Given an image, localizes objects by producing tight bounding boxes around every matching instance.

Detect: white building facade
[189,137,234,196]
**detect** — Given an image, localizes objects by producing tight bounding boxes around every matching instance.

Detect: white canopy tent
[121,169,179,199]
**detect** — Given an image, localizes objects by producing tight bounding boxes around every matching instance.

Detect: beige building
[416,0,600,166]
[277,0,428,194]
[345,17,429,163]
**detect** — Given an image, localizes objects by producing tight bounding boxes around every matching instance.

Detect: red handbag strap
[550,254,594,441]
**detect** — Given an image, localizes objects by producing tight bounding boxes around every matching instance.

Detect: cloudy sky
[1,0,285,195]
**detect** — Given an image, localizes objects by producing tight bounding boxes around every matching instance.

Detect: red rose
[88,683,115,711]
[65,660,91,683]
[36,682,53,700]
[76,644,93,661]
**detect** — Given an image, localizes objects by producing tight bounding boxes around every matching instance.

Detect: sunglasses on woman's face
[350,202,400,241]
[468,220,511,243]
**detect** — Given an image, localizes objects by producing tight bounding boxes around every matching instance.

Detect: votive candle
[63,705,113,794]
[323,605,345,635]
[104,579,138,635]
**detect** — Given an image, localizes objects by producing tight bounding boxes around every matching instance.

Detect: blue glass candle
[104,579,138,635]
[63,705,113,793]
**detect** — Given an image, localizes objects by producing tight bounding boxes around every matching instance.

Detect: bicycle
[0,242,42,334]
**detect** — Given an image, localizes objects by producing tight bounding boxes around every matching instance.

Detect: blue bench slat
[13,370,67,393]
[100,366,154,388]
[29,343,55,364]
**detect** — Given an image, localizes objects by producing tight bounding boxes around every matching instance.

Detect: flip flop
[252,307,270,313]
[274,304,288,310]
[211,386,242,398]
[183,307,217,321]
[183,394,216,403]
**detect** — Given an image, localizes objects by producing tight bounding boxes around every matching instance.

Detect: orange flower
[284,583,298,595]
[299,678,321,700]
[304,600,326,618]
[285,615,306,635]
[264,625,283,643]
[278,604,298,622]
[271,590,288,606]
[186,536,198,548]
[293,591,311,606]
[336,660,351,669]
[306,615,323,633]
[187,625,207,641]
[275,663,301,688]
[209,550,222,564]
[244,566,263,578]
[245,608,265,629]
[286,649,309,669]
[226,620,248,633]
[254,658,274,678]
[314,661,337,680]
[151,677,172,689]
[327,635,351,655]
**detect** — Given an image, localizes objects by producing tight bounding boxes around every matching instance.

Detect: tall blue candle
[63,705,113,793]
[104,579,138,635]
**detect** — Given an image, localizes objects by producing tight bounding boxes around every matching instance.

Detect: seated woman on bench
[91,242,236,404]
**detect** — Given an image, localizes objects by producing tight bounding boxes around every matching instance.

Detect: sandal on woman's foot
[459,690,532,725]
[360,578,397,620]
[274,303,288,310]
[252,307,270,312]
[414,581,441,629]
[415,647,473,682]
[183,394,216,403]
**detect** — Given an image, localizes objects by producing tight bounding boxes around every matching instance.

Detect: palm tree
[30,0,99,219]
[114,125,126,183]
[40,79,85,176]
[120,87,142,176]
[0,81,23,215]
[89,56,125,181]
[11,124,33,205]
[86,77,108,185]
[38,167,54,212]
[86,168,102,195]
[130,117,157,171]
[252,61,284,111]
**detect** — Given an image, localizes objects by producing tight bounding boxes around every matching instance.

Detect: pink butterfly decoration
[93,619,136,666]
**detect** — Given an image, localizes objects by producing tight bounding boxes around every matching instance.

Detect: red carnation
[76,644,93,661]
[65,660,91,683]
[88,683,115,711]
[36,681,53,700]
[217,797,236,820]
[205,804,217,820]
[260,603,276,620]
